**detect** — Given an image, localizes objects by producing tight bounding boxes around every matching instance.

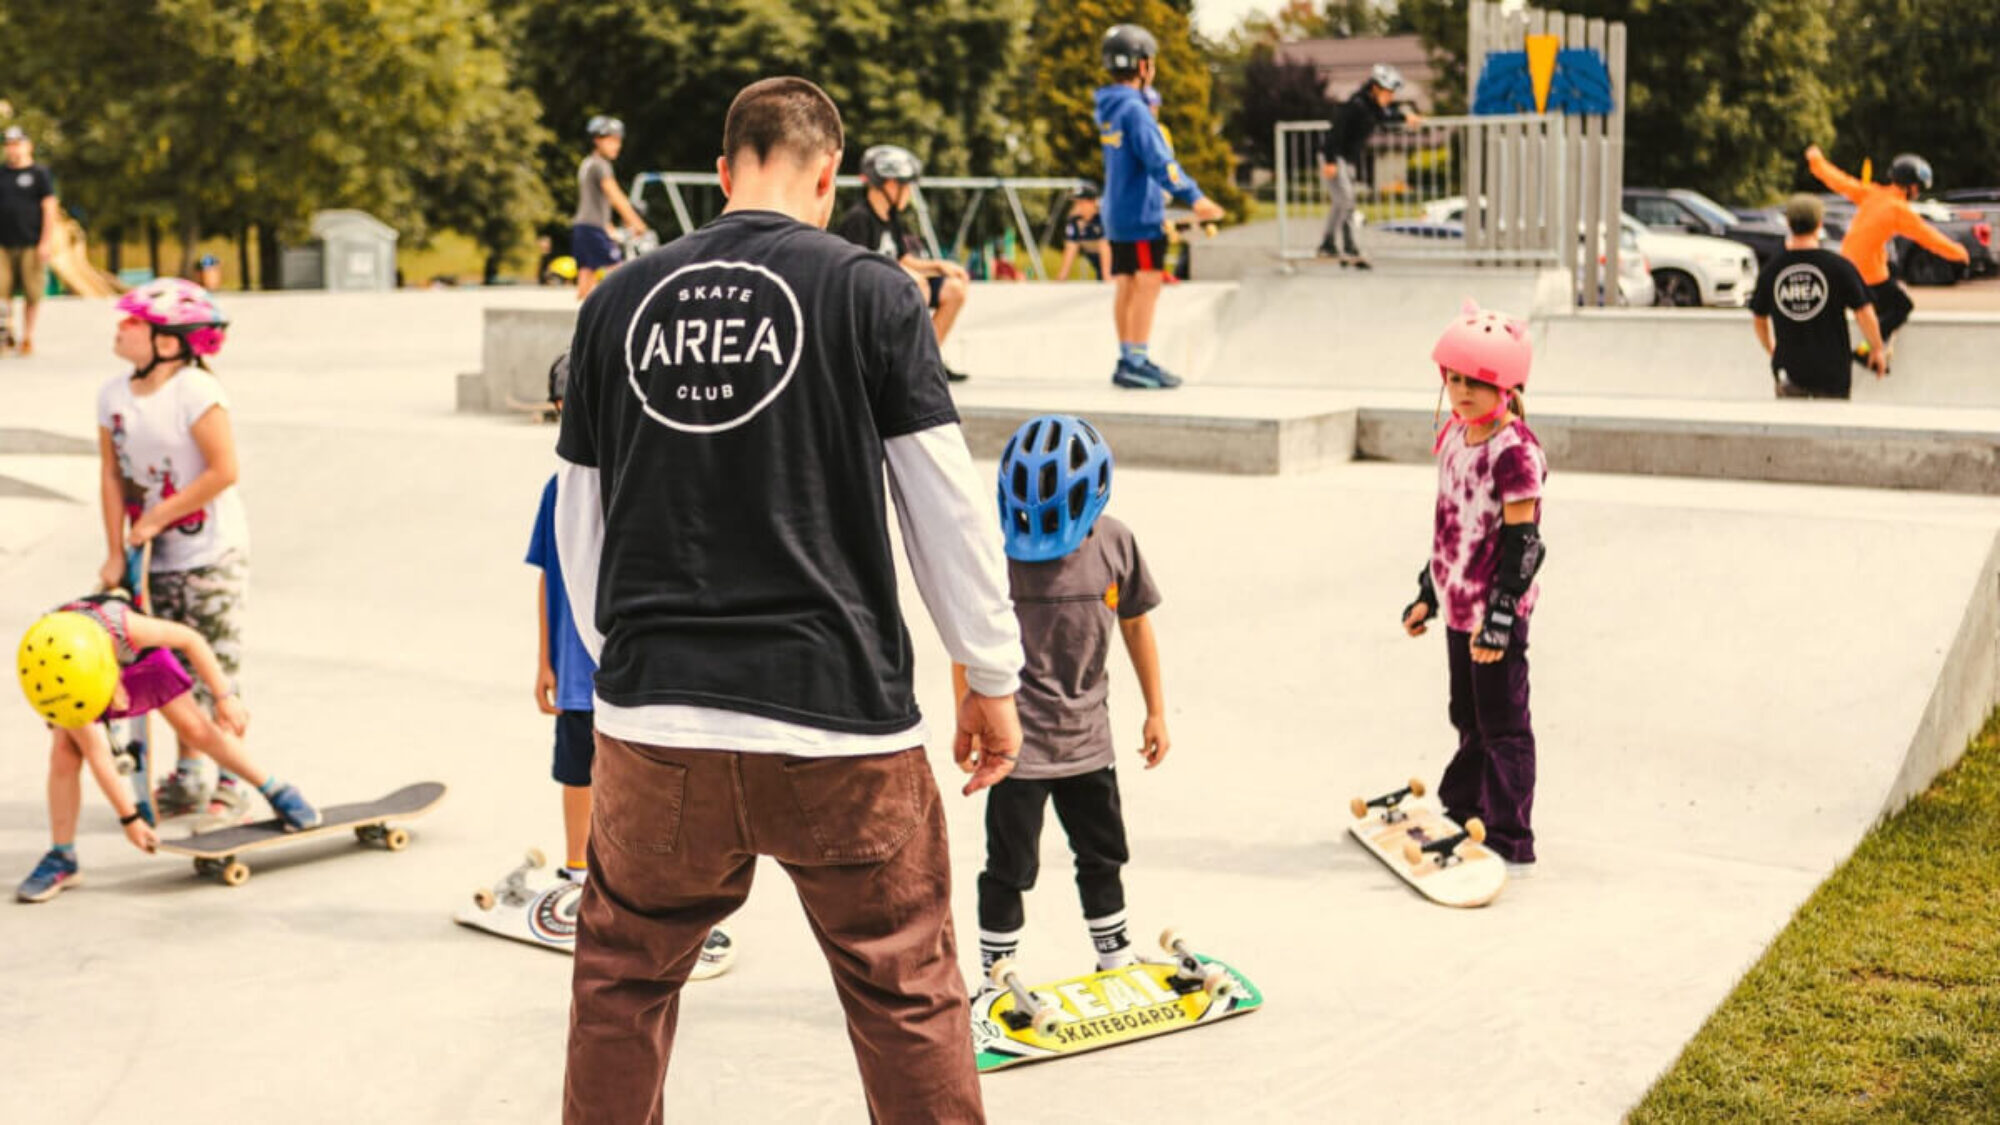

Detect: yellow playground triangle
[1526,34,1560,114]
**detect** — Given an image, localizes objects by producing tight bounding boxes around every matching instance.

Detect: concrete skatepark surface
[4,289,1999,1123]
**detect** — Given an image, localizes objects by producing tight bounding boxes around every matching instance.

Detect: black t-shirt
[1064,213,1105,244]
[832,200,918,261]
[556,209,957,734]
[0,163,54,247]
[1317,94,1402,166]
[1750,247,1872,395]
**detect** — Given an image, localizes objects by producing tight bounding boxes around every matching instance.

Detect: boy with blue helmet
[1095,24,1224,389]
[959,414,1171,975]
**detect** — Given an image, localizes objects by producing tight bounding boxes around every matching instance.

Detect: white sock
[979,928,1021,972]
[1087,911,1134,970]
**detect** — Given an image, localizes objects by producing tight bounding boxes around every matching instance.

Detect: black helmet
[547,350,570,405]
[1102,25,1158,75]
[586,115,625,139]
[860,144,922,187]
[1074,180,1101,200]
[1889,153,1933,191]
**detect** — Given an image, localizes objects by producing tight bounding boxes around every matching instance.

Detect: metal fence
[1275,114,1567,266]
[628,173,1090,281]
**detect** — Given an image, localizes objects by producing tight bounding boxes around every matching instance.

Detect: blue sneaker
[1112,356,1183,390]
[17,849,82,903]
[264,784,322,831]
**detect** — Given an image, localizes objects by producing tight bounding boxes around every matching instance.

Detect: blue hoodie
[1094,84,1204,243]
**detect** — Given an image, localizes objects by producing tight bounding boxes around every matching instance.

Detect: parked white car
[1415,197,1753,308]
[1399,198,1653,306]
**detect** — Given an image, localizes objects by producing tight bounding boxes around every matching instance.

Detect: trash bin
[281,209,398,291]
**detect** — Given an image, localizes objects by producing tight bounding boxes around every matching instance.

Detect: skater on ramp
[555,77,1024,1124]
[1804,144,1969,372]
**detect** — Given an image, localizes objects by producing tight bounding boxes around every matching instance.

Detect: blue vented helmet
[998,414,1113,562]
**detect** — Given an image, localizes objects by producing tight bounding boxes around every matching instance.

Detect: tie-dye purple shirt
[1430,420,1546,632]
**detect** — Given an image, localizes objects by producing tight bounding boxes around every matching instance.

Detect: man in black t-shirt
[0,126,59,355]
[555,77,1023,1125]
[1751,195,1886,399]
[832,144,971,381]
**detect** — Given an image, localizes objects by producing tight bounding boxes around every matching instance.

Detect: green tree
[1542,0,1838,204]
[0,0,551,284]
[1829,0,2000,188]
[1399,0,1470,114]
[1020,0,1244,213]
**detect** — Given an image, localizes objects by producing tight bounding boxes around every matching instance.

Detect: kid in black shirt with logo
[1751,195,1885,399]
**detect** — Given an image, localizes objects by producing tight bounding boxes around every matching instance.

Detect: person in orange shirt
[1805,145,1970,371]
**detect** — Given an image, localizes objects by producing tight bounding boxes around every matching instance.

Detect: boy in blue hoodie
[1095,24,1223,390]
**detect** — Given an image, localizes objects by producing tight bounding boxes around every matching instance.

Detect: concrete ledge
[958,405,1355,475]
[1893,531,2000,814]
[1357,407,2000,494]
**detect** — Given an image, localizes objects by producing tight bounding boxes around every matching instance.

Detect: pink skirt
[103,648,195,720]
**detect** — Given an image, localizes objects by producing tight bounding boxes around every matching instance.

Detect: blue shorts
[571,225,621,272]
[553,710,596,787]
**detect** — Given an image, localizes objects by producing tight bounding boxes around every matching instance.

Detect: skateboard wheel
[1408,777,1427,798]
[1465,818,1487,844]
[525,847,546,869]
[1203,967,1237,1000]
[988,957,1018,989]
[473,888,496,911]
[221,861,250,887]
[1348,797,1368,820]
[1158,928,1183,956]
[384,827,411,852]
[1402,840,1427,867]
[1031,1005,1062,1038]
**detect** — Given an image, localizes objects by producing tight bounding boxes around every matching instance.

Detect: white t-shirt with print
[97,369,250,573]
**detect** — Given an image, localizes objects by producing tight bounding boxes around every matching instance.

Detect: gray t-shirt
[1007,515,1161,779]
[573,153,615,228]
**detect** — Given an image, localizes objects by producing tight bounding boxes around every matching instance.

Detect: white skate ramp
[2,291,1998,1122]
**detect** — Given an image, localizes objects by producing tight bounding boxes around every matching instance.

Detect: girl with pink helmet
[1401,299,1547,876]
[96,278,259,827]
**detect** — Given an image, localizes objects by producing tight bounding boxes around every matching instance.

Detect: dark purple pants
[1439,621,1536,863]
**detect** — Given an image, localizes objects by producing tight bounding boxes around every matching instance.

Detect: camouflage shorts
[148,551,248,708]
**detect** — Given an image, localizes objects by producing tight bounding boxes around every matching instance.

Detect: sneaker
[1112,357,1183,390]
[692,925,738,980]
[154,765,210,818]
[262,782,322,831]
[1505,861,1536,880]
[1314,240,1339,259]
[17,849,82,903]
[196,776,257,830]
[557,865,588,885]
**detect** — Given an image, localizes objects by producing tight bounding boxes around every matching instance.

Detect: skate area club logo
[1772,263,1829,322]
[623,260,804,434]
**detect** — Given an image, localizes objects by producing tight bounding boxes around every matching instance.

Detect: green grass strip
[1631,713,2000,1122]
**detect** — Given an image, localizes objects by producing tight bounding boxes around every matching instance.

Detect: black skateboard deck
[157,781,445,885]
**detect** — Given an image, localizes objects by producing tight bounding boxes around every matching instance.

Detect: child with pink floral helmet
[1400,299,1547,876]
[94,279,259,828]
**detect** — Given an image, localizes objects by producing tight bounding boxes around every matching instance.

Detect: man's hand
[124,817,159,854]
[1322,162,1340,180]
[1868,349,1888,376]
[1138,715,1171,769]
[535,664,559,716]
[214,694,250,736]
[99,555,126,592]
[1402,601,1431,637]
[940,260,970,282]
[1804,144,1823,163]
[1192,198,1225,223]
[1404,110,1426,127]
[954,691,1021,796]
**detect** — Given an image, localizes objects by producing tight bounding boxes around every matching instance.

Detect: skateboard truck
[1402,817,1486,869]
[988,959,1063,1037]
[472,847,546,912]
[1349,777,1427,825]
[1158,929,1238,1000]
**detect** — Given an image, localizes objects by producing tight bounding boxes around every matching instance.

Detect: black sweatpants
[1871,279,1914,342]
[977,766,1129,934]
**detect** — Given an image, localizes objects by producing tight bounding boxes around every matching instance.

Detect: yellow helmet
[549,255,579,281]
[17,612,120,728]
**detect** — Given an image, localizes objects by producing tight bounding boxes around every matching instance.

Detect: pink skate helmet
[116,278,228,370]
[1431,299,1531,450]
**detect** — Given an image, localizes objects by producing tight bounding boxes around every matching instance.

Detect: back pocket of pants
[593,738,689,855]
[778,750,928,864]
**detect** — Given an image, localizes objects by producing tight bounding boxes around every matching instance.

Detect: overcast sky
[1191,0,1521,40]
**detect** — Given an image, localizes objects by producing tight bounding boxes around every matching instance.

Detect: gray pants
[1319,159,1359,255]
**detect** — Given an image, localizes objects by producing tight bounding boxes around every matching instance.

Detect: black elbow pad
[1495,523,1545,599]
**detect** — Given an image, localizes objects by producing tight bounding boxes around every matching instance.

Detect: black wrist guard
[1475,590,1520,651]
[119,810,146,826]
[1403,566,1439,623]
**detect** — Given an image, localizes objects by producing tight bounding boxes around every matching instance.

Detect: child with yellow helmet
[14,587,319,902]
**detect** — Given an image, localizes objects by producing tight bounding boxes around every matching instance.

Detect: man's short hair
[1784,194,1824,236]
[722,78,843,171]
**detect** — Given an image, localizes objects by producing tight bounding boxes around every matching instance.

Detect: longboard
[157,782,444,886]
[1347,778,1507,908]
[452,848,737,979]
[971,930,1261,1072]
[107,544,154,826]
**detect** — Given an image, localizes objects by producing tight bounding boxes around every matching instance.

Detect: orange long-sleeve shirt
[1807,150,1970,285]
